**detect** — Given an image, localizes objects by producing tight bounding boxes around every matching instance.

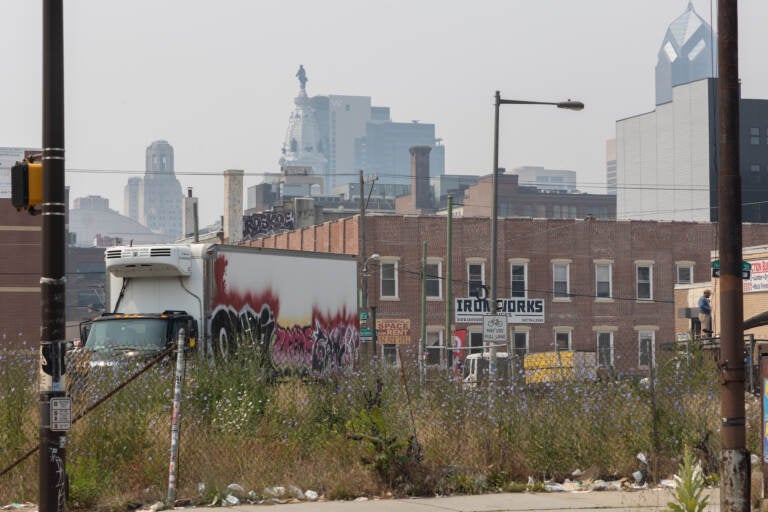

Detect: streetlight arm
[498,98,584,111]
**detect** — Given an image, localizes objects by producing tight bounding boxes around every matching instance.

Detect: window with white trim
[380,261,398,299]
[636,263,653,300]
[638,331,655,368]
[555,328,572,351]
[676,262,693,284]
[425,260,442,299]
[511,331,529,355]
[382,344,399,365]
[425,329,444,366]
[595,262,612,298]
[510,262,527,298]
[597,331,614,368]
[553,262,570,298]
[467,262,485,297]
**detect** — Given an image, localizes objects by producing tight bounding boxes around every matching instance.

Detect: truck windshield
[85,319,169,352]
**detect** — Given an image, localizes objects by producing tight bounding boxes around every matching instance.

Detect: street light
[488,91,584,375]
[362,253,380,357]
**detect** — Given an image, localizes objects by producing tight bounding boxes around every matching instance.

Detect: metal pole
[445,195,453,368]
[717,1,749,510]
[167,330,186,505]
[489,91,501,377]
[420,241,427,391]
[761,350,768,502]
[359,170,367,360]
[39,2,68,511]
[371,305,377,359]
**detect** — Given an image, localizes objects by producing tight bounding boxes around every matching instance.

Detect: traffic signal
[11,160,42,214]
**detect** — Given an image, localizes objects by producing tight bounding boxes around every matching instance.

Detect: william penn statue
[296,65,308,91]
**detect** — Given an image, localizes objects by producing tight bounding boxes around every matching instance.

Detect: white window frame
[554,327,572,351]
[467,259,485,297]
[509,259,529,298]
[636,261,654,300]
[425,328,444,366]
[552,260,571,301]
[596,331,614,368]
[382,344,400,366]
[380,259,399,300]
[595,260,613,300]
[638,330,655,369]
[425,258,443,300]
[676,261,694,285]
[510,328,529,355]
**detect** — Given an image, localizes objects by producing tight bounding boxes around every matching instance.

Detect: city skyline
[2,0,768,227]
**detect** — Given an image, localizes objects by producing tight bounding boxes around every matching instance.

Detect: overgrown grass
[0,342,744,510]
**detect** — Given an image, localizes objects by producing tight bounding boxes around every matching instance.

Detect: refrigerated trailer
[79,243,359,375]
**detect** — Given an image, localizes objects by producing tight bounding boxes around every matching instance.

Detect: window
[638,331,655,368]
[510,262,527,298]
[380,261,398,299]
[751,163,761,173]
[636,263,653,300]
[676,262,693,284]
[426,330,443,366]
[595,262,612,298]
[555,329,571,351]
[425,261,442,299]
[469,331,484,355]
[553,262,570,299]
[467,262,484,297]
[382,344,398,365]
[511,331,528,355]
[751,127,760,145]
[597,332,613,367]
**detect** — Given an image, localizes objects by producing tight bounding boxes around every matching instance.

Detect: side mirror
[79,321,92,347]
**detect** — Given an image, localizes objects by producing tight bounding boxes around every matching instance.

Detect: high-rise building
[122,140,183,241]
[655,1,717,106]
[615,3,768,223]
[279,66,445,193]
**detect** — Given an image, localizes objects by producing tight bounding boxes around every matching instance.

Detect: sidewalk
[187,488,721,512]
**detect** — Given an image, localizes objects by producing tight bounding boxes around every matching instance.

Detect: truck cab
[463,352,510,387]
[79,310,197,359]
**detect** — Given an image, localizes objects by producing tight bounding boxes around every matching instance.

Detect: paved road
[189,488,721,512]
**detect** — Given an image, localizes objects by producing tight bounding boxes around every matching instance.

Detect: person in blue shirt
[697,289,712,337]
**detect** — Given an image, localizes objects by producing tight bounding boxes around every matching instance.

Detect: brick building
[0,198,42,347]
[246,215,768,376]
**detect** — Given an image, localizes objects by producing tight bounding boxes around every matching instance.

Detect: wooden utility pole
[717,1,749,510]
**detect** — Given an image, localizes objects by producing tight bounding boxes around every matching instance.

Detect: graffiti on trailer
[242,211,295,239]
[210,254,358,374]
[209,303,358,374]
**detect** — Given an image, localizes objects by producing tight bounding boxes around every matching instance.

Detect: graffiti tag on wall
[242,211,295,239]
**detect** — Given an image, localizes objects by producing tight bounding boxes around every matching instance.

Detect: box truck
[79,243,359,375]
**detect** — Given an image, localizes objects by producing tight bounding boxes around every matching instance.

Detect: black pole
[39,1,68,511]
[717,1,749,510]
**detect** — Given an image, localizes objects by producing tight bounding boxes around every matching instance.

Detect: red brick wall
[246,214,768,374]
[0,199,43,347]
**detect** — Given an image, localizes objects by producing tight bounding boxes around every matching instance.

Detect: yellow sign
[375,318,411,345]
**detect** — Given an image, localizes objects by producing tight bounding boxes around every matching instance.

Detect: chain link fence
[1,336,763,508]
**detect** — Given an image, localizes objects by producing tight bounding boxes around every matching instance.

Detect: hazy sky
[2,0,768,227]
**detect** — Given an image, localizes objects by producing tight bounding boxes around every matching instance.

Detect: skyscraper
[654,1,717,106]
[123,140,183,241]
[280,66,445,193]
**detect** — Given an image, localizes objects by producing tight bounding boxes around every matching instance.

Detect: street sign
[483,314,507,342]
[360,327,373,337]
[712,259,752,279]
[50,397,71,431]
[359,312,368,321]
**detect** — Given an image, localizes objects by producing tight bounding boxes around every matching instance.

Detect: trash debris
[226,483,245,496]
[149,501,165,512]
[224,494,240,506]
[545,481,565,492]
[287,485,305,500]
[659,479,677,489]
[305,490,319,501]
[571,468,583,478]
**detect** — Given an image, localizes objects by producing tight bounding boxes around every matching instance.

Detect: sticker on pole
[50,397,72,431]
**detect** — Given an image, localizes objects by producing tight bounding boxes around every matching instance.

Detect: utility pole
[39,1,69,512]
[359,170,368,360]
[420,241,427,391]
[444,195,453,369]
[717,1,749,510]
